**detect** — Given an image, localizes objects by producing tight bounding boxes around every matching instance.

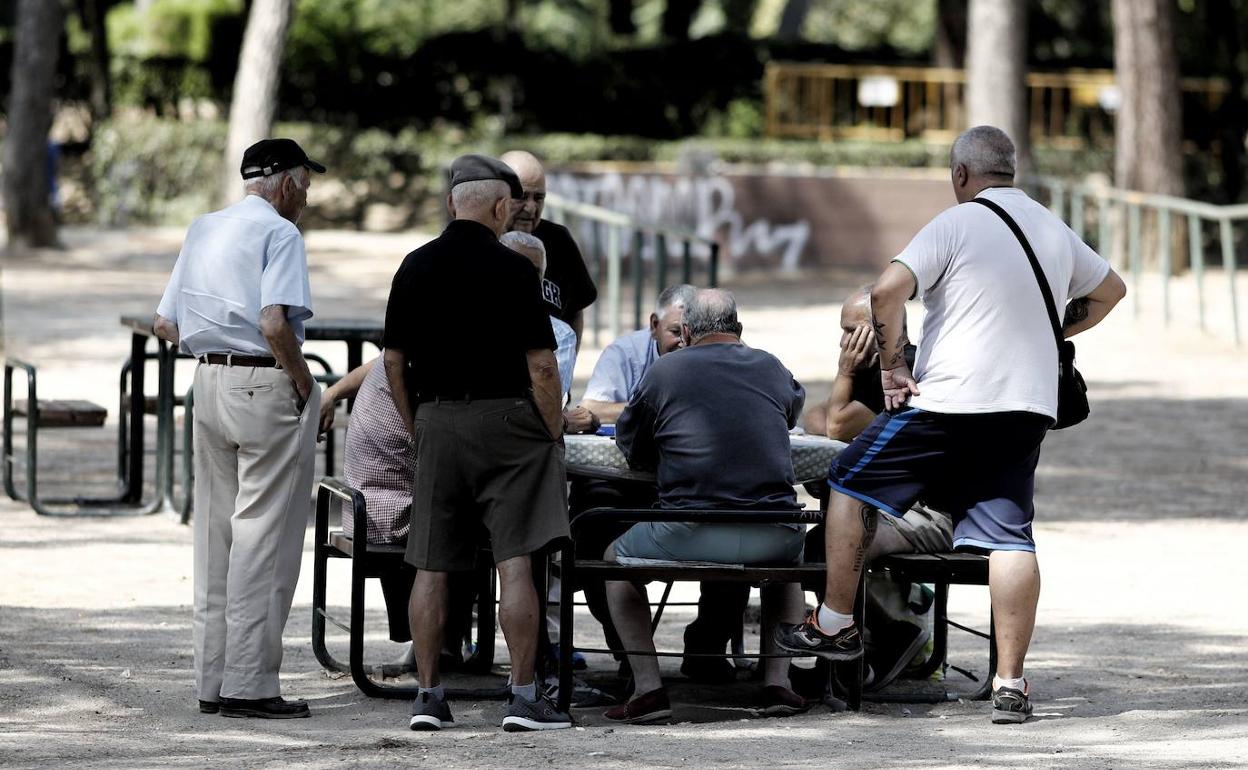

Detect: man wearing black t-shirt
[382,154,572,733]
[501,150,598,345]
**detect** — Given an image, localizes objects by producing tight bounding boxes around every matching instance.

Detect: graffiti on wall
[548,171,811,273]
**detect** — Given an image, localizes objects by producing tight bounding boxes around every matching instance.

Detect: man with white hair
[501,150,597,346]
[153,138,325,719]
[499,230,579,406]
[604,288,809,723]
[383,154,572,732]
[776,126,1127,724]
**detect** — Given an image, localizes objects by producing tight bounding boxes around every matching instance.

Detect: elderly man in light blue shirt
[153,138,325,721]
[581,284,696,425]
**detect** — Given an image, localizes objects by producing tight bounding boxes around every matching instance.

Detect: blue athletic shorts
[828,408,1051,552]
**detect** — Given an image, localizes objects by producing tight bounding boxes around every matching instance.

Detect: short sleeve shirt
[156,195,313,356]
[893,187,1109,419]
[533,219,598,323]
[582,329,658,405]
[616,343,805,510]
[341,356,414,544]
[551,316,578,399]
[383,220,556,403]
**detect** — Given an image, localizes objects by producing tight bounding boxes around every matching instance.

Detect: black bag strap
[970,196,1064,350]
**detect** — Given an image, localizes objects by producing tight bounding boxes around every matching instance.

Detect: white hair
[655,284,696,316]
[243,166,309,199]
[951,125,1016,178]
[450,179,509,214]
[684,288,742,340]
[500,230,547,274]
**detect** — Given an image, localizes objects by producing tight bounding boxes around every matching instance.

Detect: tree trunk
[219,0,294,207]
[1112,0,1183,197]
[76,0,112,122]
[1209,0,1243,202]
[965,0,1030,171]
[776,0,811,42]
[1113,0,1185,270]
[933,0,966,68]
[609,0,636,35]
[721,0,757,36]
[3,0,65,250]
[661,0,702,42]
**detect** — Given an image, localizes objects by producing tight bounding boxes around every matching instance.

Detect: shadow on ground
[1,604,1245,770]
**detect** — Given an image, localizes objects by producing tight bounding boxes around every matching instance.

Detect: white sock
[816,603,854,633]
[994,675,1026,693]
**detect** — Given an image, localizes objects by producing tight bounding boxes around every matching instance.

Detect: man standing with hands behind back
[153,138,325,719]
[383,154,573,733]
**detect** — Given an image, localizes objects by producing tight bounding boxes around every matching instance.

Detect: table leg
[125,332,146,503]
[345,341,363,412]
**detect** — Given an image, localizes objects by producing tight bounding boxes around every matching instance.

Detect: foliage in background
[72,114,1118,230]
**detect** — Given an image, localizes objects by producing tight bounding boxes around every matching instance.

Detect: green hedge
[72,116,1115,229]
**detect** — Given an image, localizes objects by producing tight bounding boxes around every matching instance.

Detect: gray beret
[449,154,523,200]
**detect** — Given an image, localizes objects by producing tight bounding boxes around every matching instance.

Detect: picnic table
[564,432,845,484]
[118,314,383,513]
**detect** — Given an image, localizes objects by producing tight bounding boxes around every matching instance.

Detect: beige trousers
[191,363,319,701]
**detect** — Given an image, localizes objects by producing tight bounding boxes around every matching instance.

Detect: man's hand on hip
[881,365,920,412]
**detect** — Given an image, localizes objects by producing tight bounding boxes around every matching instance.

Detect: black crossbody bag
[971,197,1090,430]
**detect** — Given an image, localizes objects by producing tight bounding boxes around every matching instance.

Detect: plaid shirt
[342,359,415,543]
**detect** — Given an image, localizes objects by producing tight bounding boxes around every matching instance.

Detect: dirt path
[1,226,1245,769]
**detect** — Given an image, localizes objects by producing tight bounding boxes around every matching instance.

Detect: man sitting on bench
[802,286,953,691]
[602,288,809,724]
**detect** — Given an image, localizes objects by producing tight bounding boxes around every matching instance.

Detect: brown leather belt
[198,353,279,368]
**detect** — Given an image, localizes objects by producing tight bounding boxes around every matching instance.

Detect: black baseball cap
[240,138,326,180]
[449,154,524,200]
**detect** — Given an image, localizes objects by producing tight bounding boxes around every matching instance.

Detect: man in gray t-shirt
[603,289,810,722]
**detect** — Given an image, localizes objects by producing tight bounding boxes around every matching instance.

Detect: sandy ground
[1,226,1246,769]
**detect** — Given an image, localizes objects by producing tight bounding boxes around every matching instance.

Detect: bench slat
[13,399,108,428]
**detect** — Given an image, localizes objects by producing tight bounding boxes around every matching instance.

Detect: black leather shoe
[199,700,219,714]
[219,696,310,719]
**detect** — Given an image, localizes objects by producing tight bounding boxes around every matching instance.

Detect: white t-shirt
[157,195,313,356]
[893,187,1109,419]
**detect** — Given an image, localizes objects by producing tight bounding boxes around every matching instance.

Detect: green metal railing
[1023,176,1245,345]
[543,193,719,347]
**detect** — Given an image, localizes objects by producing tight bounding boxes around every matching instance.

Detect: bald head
[501,150,547,232]
[840,286,872,331]
[683,288,743,344]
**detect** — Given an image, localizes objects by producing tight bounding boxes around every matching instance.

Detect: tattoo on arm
[850,502,879,573]
[1063,298,1090,329]
[871,318,886,347]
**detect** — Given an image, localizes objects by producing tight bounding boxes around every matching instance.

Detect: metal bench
[553,507,854,714]
[554,507,998,714]
[3,357,166,516]
[310,477,501,699]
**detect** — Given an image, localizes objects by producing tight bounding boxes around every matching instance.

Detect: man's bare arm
[382,348,414,438]
[1063,269,1127,338]
[871,263,921,411]
[581,399,626,424]
[527,348,563,439]
[258,305,315,407]
[319,358,377,436]
[804,394,877,442]
[153,314,179,347]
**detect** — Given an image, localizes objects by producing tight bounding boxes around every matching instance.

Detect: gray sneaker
[409,692,454,731]
[501,693,573,732]
[991,684,1033,724]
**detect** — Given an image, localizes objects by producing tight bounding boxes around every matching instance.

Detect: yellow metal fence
[764,62,1228,148]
